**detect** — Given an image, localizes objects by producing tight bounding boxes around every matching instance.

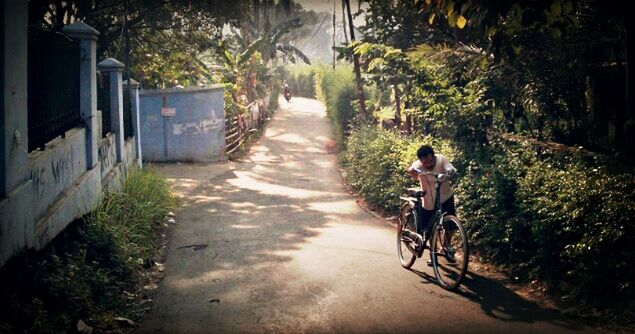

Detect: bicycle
[397,168,469,290]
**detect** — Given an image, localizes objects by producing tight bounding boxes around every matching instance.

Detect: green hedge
[345,125,635,301]
[345,124,454,211]
[285,70,316,98]
[314,66,358,147]
[456,139,635,299]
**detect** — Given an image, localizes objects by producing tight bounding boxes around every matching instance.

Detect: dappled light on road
[137,97,596,334]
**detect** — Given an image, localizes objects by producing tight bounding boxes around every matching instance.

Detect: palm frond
[276,44,311,65]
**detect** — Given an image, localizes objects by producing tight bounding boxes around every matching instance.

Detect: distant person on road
[283,82,291,102]
[407,145,457,233]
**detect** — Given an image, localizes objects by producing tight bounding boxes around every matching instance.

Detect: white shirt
[409,154,456,210]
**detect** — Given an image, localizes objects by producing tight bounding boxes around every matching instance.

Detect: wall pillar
[123,79,142,168]
[98,58,125,163]
[1,0,29,197]
[63,22,100,170]
[1,0,34,267]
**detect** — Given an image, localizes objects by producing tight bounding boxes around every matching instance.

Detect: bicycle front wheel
[397,203,417,268]
[430,215,468,290]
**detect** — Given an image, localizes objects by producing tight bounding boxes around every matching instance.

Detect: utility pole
[124,0,132,133]
[332,0,336,69]
[344,0,367,115]
[341,0,349,44]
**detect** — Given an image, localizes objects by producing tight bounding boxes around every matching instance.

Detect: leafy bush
[221,83,246,119]
[345,121,635,301]
[0,167,177,333]
[268,82,281,114]
[455,138,635,300]
[285,66,316,98]
[345,124,455,211]
[314,65,358,147]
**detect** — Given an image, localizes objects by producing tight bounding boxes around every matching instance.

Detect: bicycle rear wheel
[430,215,468,290]
[397,204,417,268]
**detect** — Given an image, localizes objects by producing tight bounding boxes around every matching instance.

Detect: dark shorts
[418,195,456,234]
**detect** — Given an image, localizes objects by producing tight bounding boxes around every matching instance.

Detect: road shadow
[409,266,587,331]
[135,97,380,333]
[138,97,595,334]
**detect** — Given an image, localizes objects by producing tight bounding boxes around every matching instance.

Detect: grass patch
[0,167,177,334]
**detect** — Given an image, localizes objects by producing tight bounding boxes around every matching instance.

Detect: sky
[297,0,365,25]
[292,0,366,64]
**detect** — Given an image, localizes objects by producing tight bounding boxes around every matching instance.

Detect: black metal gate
[27,29,81,151]
[123,87,134,138]
[97,71,111,137]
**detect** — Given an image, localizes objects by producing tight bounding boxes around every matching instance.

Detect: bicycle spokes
[398,206,418,268]
[430,218,469,290]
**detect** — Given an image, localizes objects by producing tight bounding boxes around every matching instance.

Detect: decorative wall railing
[97,71,112,137]
[27,29,81,151]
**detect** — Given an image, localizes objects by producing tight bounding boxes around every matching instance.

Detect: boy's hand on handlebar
[407,168,419,179]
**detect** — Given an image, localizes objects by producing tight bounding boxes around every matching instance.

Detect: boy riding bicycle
[400,145,468,288]
[406,145,457,237]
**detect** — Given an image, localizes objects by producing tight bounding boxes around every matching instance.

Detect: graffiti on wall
[144,114,161,133]
[98,137,116,178]
[172,118,222,136]
[51,155,70,185]
[30,148,75,200]
[31,167,47,199]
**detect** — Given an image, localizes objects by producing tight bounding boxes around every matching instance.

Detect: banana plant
[209,16,311,107]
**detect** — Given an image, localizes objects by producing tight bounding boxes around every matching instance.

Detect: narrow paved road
[137,97,596,334]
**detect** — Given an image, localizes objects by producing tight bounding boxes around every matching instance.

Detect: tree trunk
[253,0,260,31]
[344,0,367,115]
[332,5,336,70]
[393,85,401,126]
[404,99,412,134]
[124,0,132,125]
[614,44,627,151]
[625,16,635,156]
[341,0,349,44]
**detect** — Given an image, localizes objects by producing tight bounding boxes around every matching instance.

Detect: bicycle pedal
[416,244,425,257]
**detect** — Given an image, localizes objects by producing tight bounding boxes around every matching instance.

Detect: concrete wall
[139,86,226,162]
[102,138,138,193]
[0,11,142,267]
[29,127,88,220]
[99,133,118,182]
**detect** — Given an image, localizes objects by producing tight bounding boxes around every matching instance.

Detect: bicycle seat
[406,187,426,198]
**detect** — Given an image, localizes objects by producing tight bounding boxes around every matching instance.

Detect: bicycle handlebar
[412,167,454,178]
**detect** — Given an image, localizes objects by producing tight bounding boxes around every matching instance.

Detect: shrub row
[456,139,635,300]
[344,124,635,301]
[314,66,358,147]
[284,68,316,99]
[345,123,454,211]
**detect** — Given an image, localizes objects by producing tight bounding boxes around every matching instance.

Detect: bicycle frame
[399,168,468,290]
[429,175,444,232]
[401,170,446,240]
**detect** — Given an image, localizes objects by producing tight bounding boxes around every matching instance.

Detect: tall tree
[344,0,367,115]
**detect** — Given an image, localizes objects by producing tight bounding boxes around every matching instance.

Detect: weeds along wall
[0,167,177,333]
